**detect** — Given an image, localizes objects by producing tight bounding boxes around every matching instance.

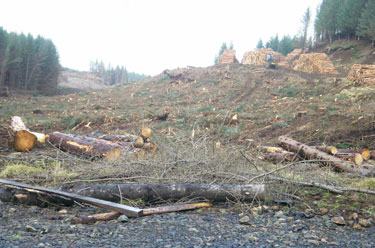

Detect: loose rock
[331,216,346,226]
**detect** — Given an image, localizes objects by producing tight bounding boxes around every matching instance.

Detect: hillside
[1,42,375,235]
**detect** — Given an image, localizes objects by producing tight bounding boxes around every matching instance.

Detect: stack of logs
[347,64,375,86]
[241,48,286,66]
[259,136,375,176]
[219,50,239,64]
[292,53,339,75]
[285,49,303,63]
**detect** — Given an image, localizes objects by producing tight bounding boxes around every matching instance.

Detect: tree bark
[260,153,299,163]
[277,136,375,176]
[47,132,124,161]
[61,183,266,202]
[314,146,338,155]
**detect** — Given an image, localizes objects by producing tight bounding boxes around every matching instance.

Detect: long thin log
[0,179,143,217]
[277,136,375,176]
[62,183,266,202]
[47,132,123,160]
[71,202,212,224]
[143,202,212,215]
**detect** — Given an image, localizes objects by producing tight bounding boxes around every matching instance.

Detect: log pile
[292,53,339,75]
[241,48,286,66]
[285,49,303,62]
[347,64,375,86]
[219,49,239,64]
[259,136,375,176]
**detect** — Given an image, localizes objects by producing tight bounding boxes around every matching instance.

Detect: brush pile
[219,49,239,64]
[292,53,339,75]
[347,64,375,86]
[241,48,286,66]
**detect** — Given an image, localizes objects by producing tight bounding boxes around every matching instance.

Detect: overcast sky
[1,0,321,75]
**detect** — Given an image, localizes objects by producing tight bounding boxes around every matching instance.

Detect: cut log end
[362,149,371,161]
[354,153,363,166]
[14,130,37,152]
[133,137,145,148]
[141,127,152,139]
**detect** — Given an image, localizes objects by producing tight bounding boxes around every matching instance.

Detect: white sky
[1,0,321,75]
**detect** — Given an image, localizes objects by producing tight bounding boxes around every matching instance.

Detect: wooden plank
[0,179,143,217]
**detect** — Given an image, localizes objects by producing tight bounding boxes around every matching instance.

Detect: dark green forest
[315,0,375,45]
[0,27,60,96]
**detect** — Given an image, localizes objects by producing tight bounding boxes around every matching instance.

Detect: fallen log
[47,132,123,161]
[61,183,266,202]
[260,153,299,163]
[90,134,139,143]
[337,148,371,161]
[0,179,143,217]
[334,152,363,165]
[259,146,293,154]
[277,136,375,176]
[314,146,338,155]
[71,202,212,224]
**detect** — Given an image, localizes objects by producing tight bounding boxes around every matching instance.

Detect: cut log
[259,146,293,154]
[47,132,123,160]
[91,134,139,143]
[314,146,338,155]
[133,137,144,148]
[71,202,212,224]
[14,130,37,152]
[277,136,375,176]
[143,143,158,153]
[62,183,266,202]
[142,202,212,216]
[361,149,371,161]
[11,116,46,151]
[141,127,152,139]
[260,153,299,163]
[334,153,363,165]
[71,211,122,224]
[0,179,143,217]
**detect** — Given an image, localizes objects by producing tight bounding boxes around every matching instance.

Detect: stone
[331,216,346,225]
[25,225,38,232]
[308,239,320,245]
[349,213,358,221]
[320,208,329,215]
[248,235,259,241]
[9,208,16,213]
[239,216,251,225]
[117,215,129,223]
[353,223,362,230]
[58,209,68,214]
[358,218,372,228]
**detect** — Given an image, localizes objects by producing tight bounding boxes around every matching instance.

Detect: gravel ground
[1,201,375,248]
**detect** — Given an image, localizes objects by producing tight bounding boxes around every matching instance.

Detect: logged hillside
[2,58,375,149]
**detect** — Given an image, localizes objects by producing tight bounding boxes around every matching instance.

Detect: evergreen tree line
[90,60,149,85]
[315,0,375,46]
[0,27,60,96]
[256,35,312,56]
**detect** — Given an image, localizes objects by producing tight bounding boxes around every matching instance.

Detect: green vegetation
[0,27,60,95]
